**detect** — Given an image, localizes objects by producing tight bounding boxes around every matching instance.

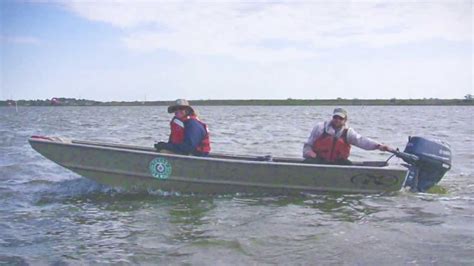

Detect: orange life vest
[312,127,351,162]
[170,115,211,153]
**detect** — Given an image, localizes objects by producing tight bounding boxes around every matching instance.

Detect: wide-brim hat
[333,107,348,119]
[167,99,195,113]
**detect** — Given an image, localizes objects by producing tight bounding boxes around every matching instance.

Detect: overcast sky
[1,0,472,101]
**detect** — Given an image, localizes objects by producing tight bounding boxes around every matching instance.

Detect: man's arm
[302,123,324,158]
[346,128,392,151]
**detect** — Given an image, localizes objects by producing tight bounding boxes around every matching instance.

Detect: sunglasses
[333,115,345,120]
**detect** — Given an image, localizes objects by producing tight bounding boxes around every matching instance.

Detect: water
[1,106,473,264]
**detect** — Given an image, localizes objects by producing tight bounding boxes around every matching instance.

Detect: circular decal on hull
[149,157,172,179]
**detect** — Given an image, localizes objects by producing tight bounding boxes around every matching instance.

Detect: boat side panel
[29,139,407,194]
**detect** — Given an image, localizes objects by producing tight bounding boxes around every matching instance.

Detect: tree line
[1,96,473,107]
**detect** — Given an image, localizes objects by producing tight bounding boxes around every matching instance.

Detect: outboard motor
[397,136,452,192]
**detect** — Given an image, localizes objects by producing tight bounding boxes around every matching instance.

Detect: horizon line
[2,96,472,102]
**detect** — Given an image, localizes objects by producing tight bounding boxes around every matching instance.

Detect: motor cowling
[403,136,452,192]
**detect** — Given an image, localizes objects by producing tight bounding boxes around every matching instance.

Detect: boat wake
[30,178,115,204]
[29,177,192,204]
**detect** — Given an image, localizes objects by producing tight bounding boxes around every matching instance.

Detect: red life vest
[169,115,211,153]
[312,127,351,162]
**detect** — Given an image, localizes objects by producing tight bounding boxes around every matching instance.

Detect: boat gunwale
[28,137,407,172]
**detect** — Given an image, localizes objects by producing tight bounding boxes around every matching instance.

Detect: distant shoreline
[1,98,473,106]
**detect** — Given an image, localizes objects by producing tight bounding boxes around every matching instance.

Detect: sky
[1,0,472,101]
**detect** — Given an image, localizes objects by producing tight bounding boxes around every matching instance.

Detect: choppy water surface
[1,106,473,264]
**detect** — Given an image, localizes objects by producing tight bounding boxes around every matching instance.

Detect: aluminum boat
[28,136,451,194]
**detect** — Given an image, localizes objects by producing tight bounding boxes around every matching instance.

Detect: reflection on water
[0,106,473,264]
[168,198,216,242]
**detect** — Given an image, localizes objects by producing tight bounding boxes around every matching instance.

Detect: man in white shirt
[302,108,393,165]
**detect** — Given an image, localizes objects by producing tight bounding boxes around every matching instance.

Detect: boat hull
[29,137,408,194]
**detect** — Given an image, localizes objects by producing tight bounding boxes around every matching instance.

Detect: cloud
[66,1,471,62]
[0,35,41,45]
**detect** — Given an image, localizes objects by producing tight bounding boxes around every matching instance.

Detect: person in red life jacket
[154,99,211,156]
[302,107,393,165]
